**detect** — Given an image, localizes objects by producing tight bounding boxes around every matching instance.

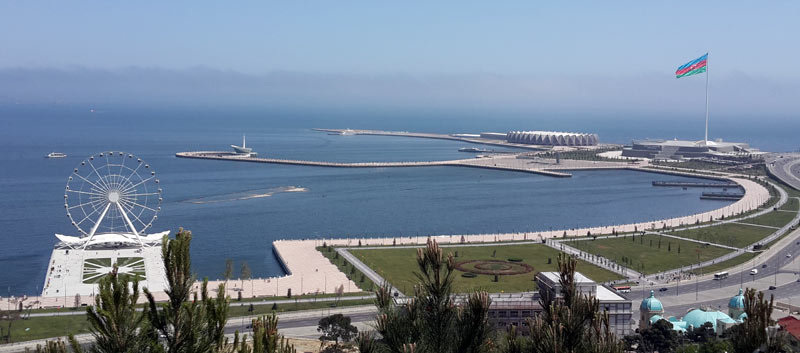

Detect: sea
[1,104,797,295]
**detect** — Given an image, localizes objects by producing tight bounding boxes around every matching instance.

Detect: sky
[1,1,799,118]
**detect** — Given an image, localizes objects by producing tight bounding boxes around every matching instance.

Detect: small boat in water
[45,152,67,158]
[459,147,489,153]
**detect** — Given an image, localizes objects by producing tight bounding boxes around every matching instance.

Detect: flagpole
[704,52,709,145]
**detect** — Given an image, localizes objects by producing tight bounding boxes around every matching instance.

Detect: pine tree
[359,239,493,353]
[86,265,148,353]
[522,253,623,353]
[143,228,231,353]
[728,288,776,353]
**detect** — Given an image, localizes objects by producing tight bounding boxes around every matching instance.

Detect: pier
[652,181,740,188]
[700,192,744,200]
[175,151,574,177]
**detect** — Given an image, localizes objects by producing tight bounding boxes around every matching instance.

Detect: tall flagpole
[704,52,709,145]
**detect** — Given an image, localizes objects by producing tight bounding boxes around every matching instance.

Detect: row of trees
[30,228,296,353]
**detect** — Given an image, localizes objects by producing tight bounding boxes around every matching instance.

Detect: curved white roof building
[506,131,599,146]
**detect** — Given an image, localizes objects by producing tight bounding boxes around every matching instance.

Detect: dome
[682,309,736,333]
[729,288,745,309]
[649,315,664,324]
[640,290,664,312]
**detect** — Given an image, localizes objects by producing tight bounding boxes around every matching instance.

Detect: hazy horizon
[1,2,799,122]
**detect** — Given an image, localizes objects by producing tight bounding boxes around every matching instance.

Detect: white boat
[45,152,67,158]
[338,129,356,136]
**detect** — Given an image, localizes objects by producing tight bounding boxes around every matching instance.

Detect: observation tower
[41,152,169,298]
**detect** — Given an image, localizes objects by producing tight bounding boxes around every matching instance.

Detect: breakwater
[175,151,573,177]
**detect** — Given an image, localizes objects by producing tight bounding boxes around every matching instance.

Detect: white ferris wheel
[64,152,162,247]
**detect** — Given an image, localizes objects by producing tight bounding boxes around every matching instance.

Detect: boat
[337,129,356,136]
[45,152,67,158]
[231,135,253,155]
[459,147,489,153]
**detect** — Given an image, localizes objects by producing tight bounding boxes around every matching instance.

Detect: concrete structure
[506,131,599,146]
[622,139,759,160]
[535,272,633,335]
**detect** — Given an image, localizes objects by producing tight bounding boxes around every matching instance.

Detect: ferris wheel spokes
[65,152,162,247]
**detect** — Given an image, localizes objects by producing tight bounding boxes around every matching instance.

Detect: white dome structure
[506,131,598,146]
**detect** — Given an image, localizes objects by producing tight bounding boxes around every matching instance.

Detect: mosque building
[639,288,747,334]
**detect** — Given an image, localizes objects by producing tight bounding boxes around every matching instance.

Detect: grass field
[348,243,623,294]
[742,211,797,228]
[0,298,374,343]
[688,252,758,276]
[566,234,731,275]
[779,198,799,212]
[317,246,376,292]
[665,223,774,248]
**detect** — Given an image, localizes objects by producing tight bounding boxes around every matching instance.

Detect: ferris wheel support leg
[117,202,145,248]
[83,203,111,250]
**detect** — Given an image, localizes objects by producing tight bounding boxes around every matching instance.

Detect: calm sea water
[0,105,781,295]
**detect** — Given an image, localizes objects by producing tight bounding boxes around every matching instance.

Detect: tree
[86,265,148,353]
[318,314,358,350]
[241,261,251,289]
[359,239,493,353]
[697,339,732,353]
[727,288,774,353]
[143,228,231,353]
[224,258,234,285]
[522,253,623,353]
[1,309,20,343]
[637,319,680,353]
[231,315,295,353]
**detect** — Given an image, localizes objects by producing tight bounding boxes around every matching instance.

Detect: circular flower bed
[461,273,478,278]
[455,260,533,276]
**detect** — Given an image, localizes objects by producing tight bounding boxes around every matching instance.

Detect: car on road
[762,264,768,268]
[659,287,668,292]
[769,286,777,290]
[787,254,792,258]
[750,269,758,275]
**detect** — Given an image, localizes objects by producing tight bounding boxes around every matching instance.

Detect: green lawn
[666,223,773,248]
[0,299,374,344]
[0,314,90,344]
[566,234,731,275]
[349,243,623,294]
[317,246,376,292]
[743,210,797,228]
[779,198,799,212]
[688,252,758,276]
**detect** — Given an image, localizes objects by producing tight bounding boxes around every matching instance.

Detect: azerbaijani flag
[676,53,708,78]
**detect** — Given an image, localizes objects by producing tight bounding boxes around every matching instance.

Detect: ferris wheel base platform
[40,232,169,298]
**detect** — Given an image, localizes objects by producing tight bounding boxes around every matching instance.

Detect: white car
[788,254,793,258]
[750,269,758,275]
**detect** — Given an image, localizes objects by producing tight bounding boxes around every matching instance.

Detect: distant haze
[1,2,798,122]
[1,67,799,120]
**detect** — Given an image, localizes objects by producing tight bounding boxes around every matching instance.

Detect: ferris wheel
[64,152,162,243]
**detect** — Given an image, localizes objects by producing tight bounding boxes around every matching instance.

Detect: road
[767,153,800,191]
[630,223,800,319]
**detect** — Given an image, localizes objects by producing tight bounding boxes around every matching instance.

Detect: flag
[675,53,707,78]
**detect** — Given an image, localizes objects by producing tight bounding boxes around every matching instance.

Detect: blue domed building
[639,290,664,329]
[640,288,747,334]
[728,288,746,320]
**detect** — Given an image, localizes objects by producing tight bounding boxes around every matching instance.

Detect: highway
[630,223,800,319]
[767,153,800,191]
